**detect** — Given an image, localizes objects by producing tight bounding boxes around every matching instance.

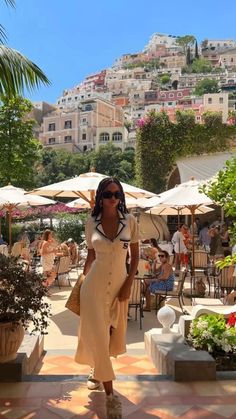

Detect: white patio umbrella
[146,204,214,216]
[0,185,55,248]
[29,170,156,207]
[149,178,214,276]
[66,195,150,210]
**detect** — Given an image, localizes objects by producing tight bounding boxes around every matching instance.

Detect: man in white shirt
[172,224,188,272]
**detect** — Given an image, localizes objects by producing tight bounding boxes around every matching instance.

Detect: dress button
[108,281,111,285]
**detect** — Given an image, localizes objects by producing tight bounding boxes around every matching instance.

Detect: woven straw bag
[65,273,85,316]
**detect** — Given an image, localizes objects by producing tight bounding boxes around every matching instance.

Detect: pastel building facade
[39,98,126,152]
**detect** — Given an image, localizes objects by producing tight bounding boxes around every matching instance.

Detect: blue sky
[2,0,236,104]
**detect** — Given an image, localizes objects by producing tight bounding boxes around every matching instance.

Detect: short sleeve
[85,217,94,249]
[129,214,139,244]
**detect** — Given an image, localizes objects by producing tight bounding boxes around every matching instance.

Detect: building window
[177,92,183,97]
[82,133,87,140]
[134,94,140,99]
[169,93,174,98]
[64,120,72,129]
[112,132,122,142]
[219,97,224,104]
[48,123,55,131]
[85,104,93,111]
[83,145,87,152]
[64,135,72,143]
[48,137,56,144]
[99,132,110,142]
[208,98,212,104]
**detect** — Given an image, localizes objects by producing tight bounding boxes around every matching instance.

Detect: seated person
[66,238,78,264]
[56,242,70,257]
[143,250,175,311]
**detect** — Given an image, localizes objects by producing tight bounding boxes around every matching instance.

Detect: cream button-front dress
[75,211,139,382]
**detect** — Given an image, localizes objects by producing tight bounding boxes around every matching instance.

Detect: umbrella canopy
[146,204,214,216]
[29,171,156,206]
[0,185,55,207]
[150,179,214,276]
[0,185,56,248]
[66,195,150,210]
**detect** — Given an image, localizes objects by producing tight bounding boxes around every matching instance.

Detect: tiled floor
[1,274,236,418]
[0,379,236,418]
[34,354,157,376]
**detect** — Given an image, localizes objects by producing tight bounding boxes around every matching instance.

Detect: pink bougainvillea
[0,203,81,219]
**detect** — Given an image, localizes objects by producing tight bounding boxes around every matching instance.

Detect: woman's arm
[118,242,139,301]
[83,249,96,276]
[157,264,173,281]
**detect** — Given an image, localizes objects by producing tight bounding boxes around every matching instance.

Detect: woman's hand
[118,279,132,302]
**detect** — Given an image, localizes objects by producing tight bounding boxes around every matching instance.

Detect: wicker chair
[215,265,236,298]
[54,256,72,289]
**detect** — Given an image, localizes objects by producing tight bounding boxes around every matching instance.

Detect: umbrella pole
[191,207,195,278]
[90,190,95,208]
[8,207,12,252]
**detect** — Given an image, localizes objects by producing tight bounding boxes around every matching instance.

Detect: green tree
[0,0,49,95]
[176,35,196,54]
[194,78,219,95]
[161,74,170,85]
[89,143,135,182]
[191,58,212,74]
[135,110,235,193]
[195,41,199,59]
[34,144,136,187]
[35,149,90,186]
[203,157,236,259]
[186,47,192,65]
[135,111,175,192]
[0,95,41,188]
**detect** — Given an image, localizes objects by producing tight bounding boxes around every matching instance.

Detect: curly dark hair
[91,177,128,217]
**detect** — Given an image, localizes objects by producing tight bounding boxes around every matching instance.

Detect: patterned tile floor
[1,276,236,418]
[34,354,158,376]
[0,379,236,418]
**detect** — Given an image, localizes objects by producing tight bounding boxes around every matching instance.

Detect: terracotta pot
[0,321,24,363]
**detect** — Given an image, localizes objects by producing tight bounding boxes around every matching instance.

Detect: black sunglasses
[159,254,166,258]
[102,191,122,199]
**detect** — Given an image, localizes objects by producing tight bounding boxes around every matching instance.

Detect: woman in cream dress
[75,177,139,418]
[40,229,57,286]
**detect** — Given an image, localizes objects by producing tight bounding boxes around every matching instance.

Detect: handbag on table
[65,273,85,316]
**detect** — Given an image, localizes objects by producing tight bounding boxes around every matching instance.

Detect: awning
[176,151,236,182]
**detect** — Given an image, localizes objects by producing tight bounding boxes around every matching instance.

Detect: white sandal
[87,368,101,390]
[106,394,122,419]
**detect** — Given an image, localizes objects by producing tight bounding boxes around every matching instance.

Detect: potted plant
[188,313,236,370]
[0,254,51,363]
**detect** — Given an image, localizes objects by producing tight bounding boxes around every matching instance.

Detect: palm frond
[0,24,7,44]
[0,45,50,96]
[3,0,16,7]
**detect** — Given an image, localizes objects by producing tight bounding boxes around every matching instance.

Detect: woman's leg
[103,380,113,395]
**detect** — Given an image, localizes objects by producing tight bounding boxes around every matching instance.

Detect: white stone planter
[0,322,24,363]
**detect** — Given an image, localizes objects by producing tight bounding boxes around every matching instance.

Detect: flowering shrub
[188,314,236,354]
